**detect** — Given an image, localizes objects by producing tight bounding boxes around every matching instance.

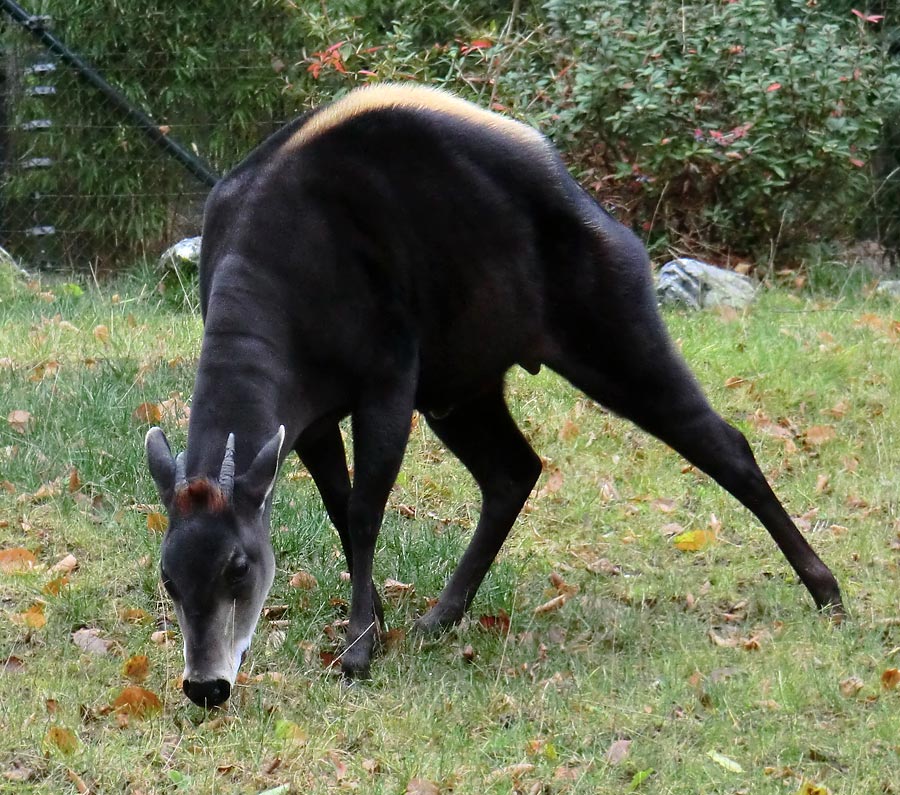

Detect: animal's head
[144,425,285,708]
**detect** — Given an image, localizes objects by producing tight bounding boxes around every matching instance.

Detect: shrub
[543,0,900,263]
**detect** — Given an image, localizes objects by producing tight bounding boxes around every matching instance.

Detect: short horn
[219,433,236,501]
[174,451,187,489]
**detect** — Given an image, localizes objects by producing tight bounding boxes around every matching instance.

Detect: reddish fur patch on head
[174,478,228,515]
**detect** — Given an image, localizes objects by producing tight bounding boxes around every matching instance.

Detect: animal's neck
[184,326,289,480]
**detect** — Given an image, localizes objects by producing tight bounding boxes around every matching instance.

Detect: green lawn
[1,268,898,794]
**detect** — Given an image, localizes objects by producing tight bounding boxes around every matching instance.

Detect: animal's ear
[236,425,285,509]
[145,427,176,506]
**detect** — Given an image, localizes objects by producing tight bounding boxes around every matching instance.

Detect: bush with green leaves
[544,0,900,263]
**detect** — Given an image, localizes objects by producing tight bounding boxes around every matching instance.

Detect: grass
[0,265,898,794]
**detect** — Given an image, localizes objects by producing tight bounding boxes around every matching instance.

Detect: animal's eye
[228,557,250,581]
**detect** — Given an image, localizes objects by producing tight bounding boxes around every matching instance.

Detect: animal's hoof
[822,599,847,625]
[413,601,464,635]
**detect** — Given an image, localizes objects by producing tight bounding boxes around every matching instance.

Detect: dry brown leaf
[289,570,318,590]
[68,468,81,493]
[118,608,152,624]
[724,375,748,388]
[6,410,32,434]
[804,425,836,446]
[72,627,114,657]
[814,474,831,494]
[822,400,850,419]
[534,594,568,615]
[151,630,175,646]
[839,676,864,697]
[558,419,580,442]
[0,547,37,573]
[605,738,632,766]
[146,512,167,533]
[12,602,46,628]
[93,324,110,344]
[486,763,535,783]
[2,760,35,782]
[384,578,415,599]
[881,668,900,689]
[405,779,441,795]
[111,686,162,717]
[536,467,563,499]
[123,654,151,682]
[51,553,79,574]
[132,402,162,424]
[43,576,70,596]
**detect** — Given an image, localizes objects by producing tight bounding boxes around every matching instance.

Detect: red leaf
[766,82,782,92]
[851,8,884,22]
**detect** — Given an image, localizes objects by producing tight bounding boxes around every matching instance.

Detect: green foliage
[1,0,898,269]
[543,0,900,262]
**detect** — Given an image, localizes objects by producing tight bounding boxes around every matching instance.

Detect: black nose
[183,678,231,708]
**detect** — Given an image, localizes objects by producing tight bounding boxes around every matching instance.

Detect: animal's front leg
[340,384,415,679]
[295,425,384,626]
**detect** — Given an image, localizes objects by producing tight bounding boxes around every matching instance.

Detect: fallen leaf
[43,575,70,595]
[93,324,110,344]
[724,376,748,388]
[289,570,318,590]
[44,726,78,755]
[12,602,46,628]
[384,578,415,599]
[51,553,78,574]
[881,668,900,689]
[123,654,150,682]
[151,630,175,646]
[7,410,32,434]
[558,419,580,441]
[486,762,534,782]
[405,779,441,795]
[257,786,291,795]
[2,655,25,673]
[118,608,152,624]
[0,547,37,573]
[2,760,35,782]
[133,402,162,424]
[534,594,568,615]
[146,512,167,532]
[273,719,308,745]
[67,468,81,492]
[804,425,836,446]
[839,675,864,697]
[111,686,162,717]
[605,738,632,765]
[72,627,114,656]
[536,467,563,499]
[478,609,511,634]
[673,529,717,552]
[796,780,832,795]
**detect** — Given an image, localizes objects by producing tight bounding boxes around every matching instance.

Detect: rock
[656,258,756,310]
[875,280,900,299]
[1,245,30,298]
[159,236,201,274]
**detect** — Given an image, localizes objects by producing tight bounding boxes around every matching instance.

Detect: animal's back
[199,84,641,409]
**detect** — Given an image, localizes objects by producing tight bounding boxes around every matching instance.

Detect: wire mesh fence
[0,6,298,272]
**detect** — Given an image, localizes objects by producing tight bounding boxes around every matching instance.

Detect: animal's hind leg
[415,384,542,634]
[548,331,844,616]
[294,424,383,627]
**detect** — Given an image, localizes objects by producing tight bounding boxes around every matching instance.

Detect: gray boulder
[657,258,756,310]
[159,236,202,275]
[875,280,900,299]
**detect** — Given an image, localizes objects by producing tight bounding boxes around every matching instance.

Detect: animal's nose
[183,678,231,708]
